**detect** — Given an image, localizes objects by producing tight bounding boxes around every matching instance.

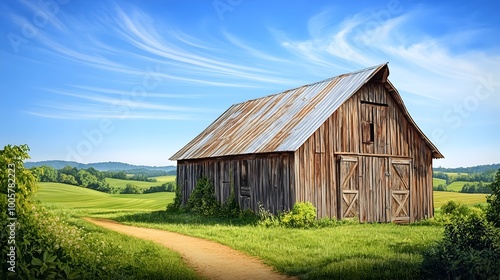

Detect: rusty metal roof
[170,63,443,160]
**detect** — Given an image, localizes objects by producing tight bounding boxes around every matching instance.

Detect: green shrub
[166,181,183,212]
[440,200,472,217]
[281,202,317,228]
[421,211,500,279]
[422,173,500,279]
[220,182,240,218]
[185,177,220,216]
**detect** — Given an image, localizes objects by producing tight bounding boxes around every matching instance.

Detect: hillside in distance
[25,160,176,172]
[434,163,500,174]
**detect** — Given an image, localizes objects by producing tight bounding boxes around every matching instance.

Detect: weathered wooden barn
[170,63,443,223]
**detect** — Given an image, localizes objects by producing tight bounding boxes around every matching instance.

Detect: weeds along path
[83,218,296,280]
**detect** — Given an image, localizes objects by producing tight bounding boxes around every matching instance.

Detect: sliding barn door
[338,156,360,219]
[389,159,412,223]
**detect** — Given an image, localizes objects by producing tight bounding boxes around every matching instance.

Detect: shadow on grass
[114,210,259,227]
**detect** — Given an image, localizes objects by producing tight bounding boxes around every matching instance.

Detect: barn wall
[177,153,295,214]
[295,81,434,221]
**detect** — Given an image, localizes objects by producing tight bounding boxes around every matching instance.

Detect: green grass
[35,183,196,279]
[105,178,163,190]
[36,182,173,210]
[446,181,470,192]
[433,191,488,208]
[433,178,446,187]
[111,211,442,279]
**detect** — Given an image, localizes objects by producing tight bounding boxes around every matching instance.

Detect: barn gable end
[170,63,443,223]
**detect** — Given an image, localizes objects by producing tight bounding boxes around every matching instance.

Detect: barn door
[338,156,360,219]
[389,158,412,223]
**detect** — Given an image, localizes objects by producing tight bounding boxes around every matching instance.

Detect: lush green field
[433,191,488,208]
[36,182,173,210]
[432,178,446,187]
[445,181,470,192]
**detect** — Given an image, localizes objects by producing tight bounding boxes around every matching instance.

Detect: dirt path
[83,218,296,280]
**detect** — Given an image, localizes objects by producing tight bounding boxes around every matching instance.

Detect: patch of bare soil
[83,218,297,280]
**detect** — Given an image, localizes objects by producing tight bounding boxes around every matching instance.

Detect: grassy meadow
[433,191,488,208]
[432,177,446,187]
[35,181,489,279]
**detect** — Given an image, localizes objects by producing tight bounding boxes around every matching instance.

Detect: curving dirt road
[83,218,296,280]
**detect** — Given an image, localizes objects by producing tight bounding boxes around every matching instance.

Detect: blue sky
[1,0,499,168]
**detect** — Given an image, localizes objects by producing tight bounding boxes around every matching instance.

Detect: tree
[121,184,142,194]
[76,169,98,187]
[32,165,58,182]
[58,166,78,178]
[58,173,78,185]
[0,144,37,217]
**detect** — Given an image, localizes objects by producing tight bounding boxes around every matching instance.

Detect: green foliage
[440,200,472,217]
[421,211,500,279]
[422,172,500,279]
[121,183,143,194]
[257,201,341,228]
[167,180,183,212]
[0,145,81,279]
[433,184,448,191]
[185,177,220,216]
[144,182,176,194]
[280,202,317,228]
[461,181,491,194]
[486,169,500,227]
[219,181,240,218]
[58,173,78,185]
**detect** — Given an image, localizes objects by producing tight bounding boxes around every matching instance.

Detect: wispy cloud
[279,9,500,103]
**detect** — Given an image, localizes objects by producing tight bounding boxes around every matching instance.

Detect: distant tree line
[31,165,176,194]
[433,182,492,194]
[433,171,495,184]
[102,170,158,182]
[434,163,500,174]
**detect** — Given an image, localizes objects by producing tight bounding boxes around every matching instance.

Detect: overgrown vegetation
[177,176,241,218]
[421,169,500,279]
[1,145,196,279]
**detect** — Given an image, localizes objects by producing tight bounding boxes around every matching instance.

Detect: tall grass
[41,206,198,279]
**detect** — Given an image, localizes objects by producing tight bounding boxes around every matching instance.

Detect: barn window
[362,122,374,143]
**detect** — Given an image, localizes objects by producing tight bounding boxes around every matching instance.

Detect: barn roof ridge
[231,63,388,107]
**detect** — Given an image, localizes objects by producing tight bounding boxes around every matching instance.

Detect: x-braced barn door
[339,156,360,219]
[389,159,412,223]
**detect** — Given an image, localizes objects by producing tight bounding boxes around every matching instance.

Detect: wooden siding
[176,153,295,215]
[295,81,434,222]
